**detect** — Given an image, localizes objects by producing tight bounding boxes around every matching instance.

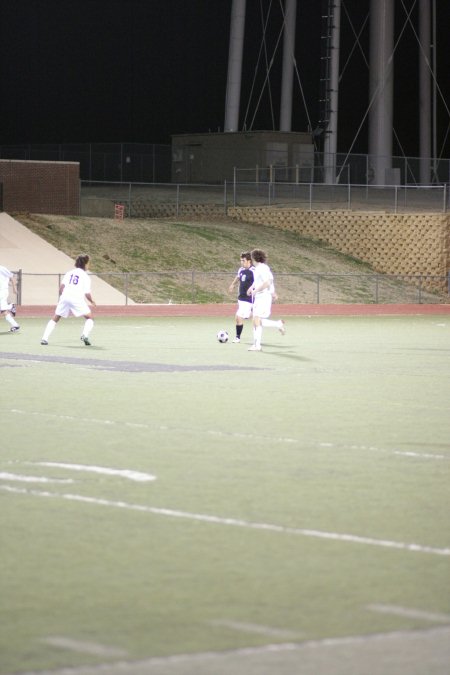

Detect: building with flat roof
[171,130,314,183]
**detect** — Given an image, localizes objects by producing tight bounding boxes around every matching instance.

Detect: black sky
[1,0,449,158]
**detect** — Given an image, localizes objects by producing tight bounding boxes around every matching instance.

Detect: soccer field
[1,315,449,675]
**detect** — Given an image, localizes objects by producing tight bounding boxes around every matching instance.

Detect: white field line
[16,626,450,675]
[1,485,449,557]
[6,408,448,461]
[367,604,450,624]
[209,619,303,639]
[27,462,156,483]
[0,472,74,484]
[41,637,128,658]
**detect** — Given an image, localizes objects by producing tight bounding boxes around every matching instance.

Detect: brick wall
[229,207,450,289]
[0,159,80,215]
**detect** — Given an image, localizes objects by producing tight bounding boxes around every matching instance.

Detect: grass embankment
[14,212,438,304]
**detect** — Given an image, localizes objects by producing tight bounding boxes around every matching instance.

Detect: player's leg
[1,299,20,331]
[248,312,262,351]
[248,295,272,350]
[252,318,263,349]
[81,314,94,346]
[41,314,61,344]
[234,313,244,342]
[4,311,20,331]
[261,318,286,334]
[234,300,252,342]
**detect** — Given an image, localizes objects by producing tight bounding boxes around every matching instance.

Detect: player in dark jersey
[228,251,255,343]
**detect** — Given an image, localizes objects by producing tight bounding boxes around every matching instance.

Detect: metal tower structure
[224,0,440,185]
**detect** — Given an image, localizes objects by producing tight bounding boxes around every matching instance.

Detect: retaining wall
[229,207,450,288]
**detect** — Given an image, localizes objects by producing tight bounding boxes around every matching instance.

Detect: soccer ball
[217,330,229,343]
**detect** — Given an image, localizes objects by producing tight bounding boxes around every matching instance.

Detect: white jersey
[0,265,14,310]
[253,262,273,295]
[60,267,91,301]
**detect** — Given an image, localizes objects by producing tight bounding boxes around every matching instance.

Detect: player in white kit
[0,264,20,332]
[41,254,96,345]
[247,249,285,351]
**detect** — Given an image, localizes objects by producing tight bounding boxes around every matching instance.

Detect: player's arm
[249,277,271,294]
[256,279,271,292]
[228,274,239,293]
[85,292,96,306]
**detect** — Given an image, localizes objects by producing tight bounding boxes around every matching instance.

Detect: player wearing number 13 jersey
[40,254,96,346]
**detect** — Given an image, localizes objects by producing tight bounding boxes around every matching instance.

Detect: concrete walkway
[0,212,132,305]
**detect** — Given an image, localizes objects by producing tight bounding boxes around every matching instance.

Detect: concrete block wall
[0,159,80,215]
[229,207,450,289]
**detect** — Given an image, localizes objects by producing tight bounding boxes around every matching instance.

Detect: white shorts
[252,292,272,319]
[236,299,253,319]
[0,290,12,312]
[55,297,90,318]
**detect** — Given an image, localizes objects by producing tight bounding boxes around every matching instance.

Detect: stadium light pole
[419,0,431,184]
[368,0,394,186]
[224,0,247,132]
[279,0,297,132]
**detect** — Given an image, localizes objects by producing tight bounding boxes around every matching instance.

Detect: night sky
[1,0,449,158]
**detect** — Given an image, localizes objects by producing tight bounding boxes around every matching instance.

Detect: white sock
[261,319,279,328]
[5,313,19,328]
[42,319,57,341]
[83,318,94,337]
[254,325,263,348]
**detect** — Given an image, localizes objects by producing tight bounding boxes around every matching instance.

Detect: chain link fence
[13,271,450,306]
[80,180,449,217]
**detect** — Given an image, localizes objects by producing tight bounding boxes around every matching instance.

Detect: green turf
[1,316,449,674]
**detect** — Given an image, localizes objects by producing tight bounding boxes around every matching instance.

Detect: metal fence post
[16,269,22,305]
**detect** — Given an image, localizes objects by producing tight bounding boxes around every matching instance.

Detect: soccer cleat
[10,325,20,332]
[278,320,286,335]
[248,344,262,351]
[232,337,241,343]
[81,335,91,346]
[40,339,48,345]
[10,304,16,317]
